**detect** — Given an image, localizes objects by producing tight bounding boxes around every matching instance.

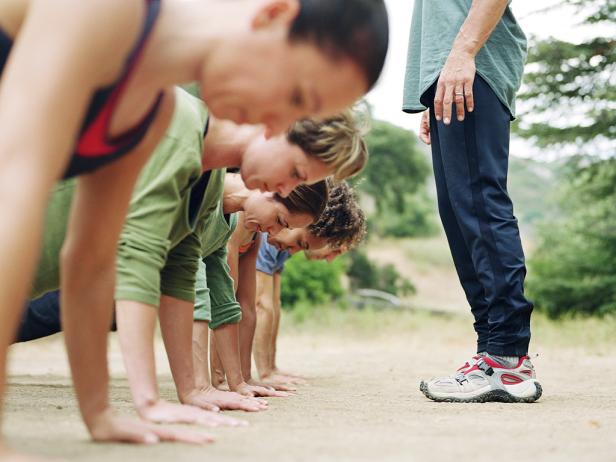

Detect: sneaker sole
[419,380,543,403]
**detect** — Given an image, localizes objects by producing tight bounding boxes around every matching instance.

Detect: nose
[268,223,284,236]
[276,181,296,198]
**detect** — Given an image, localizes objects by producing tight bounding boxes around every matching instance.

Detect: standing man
[403,1,541,403]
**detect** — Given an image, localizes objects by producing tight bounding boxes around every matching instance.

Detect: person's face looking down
[199,1,368,136]
[267,227,328,254]
[239,134,332,197]
[242,193,314,236]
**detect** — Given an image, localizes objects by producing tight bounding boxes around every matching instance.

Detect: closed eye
[277,216,289,228]
[290,87,305,108]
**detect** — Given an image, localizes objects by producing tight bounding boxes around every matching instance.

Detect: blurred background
[5,3,614,461]
[283,0,616,323]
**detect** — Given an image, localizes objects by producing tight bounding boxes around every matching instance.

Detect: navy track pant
[16,291,116,343]
[422,75,533,356]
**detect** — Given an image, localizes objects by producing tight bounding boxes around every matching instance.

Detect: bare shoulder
[229,213,247,245]
[25,0,147,85]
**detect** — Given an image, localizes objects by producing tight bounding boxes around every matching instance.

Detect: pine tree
[515,0,615,151]
[519,0,616,316]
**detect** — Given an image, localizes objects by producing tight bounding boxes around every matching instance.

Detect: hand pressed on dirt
[183,387,268,412]
[235,382,291,398]
[248,378,296,393]
[137,399,247,427]
[88,408,214,445]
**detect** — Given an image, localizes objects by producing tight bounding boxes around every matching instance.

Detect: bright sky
[365,0,601,158]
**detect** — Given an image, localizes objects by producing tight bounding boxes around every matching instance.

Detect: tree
[528,158,616,317]
[354,120,436,237]
[514,0,615,151]
[517,0,616,316]
[280,254,345,308]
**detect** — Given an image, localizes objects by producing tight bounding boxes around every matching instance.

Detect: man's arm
[254,271,276,378]
[205,246,288,398]
[434,0,510,124]
[236,234,259,381]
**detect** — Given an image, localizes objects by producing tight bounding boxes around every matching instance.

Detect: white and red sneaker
[420,355,542,403]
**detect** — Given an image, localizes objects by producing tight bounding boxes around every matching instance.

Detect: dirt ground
[5,313,616,462]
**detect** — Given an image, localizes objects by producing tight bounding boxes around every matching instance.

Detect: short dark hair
[290,0,389,90]
[275,180,329,221]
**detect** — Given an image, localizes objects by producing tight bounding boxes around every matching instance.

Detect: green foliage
[353,120,436,238]
[514,0,615,150]
[346,249,415,296]
[507,157,562,229]
[280,253,345,309]
[528,158,616,317]
[518,0,616,317]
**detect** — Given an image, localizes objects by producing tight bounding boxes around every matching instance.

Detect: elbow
[256,297,274,315]
[60,240,115,289]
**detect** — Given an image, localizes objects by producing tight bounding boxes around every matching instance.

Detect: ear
[251,0,300,30]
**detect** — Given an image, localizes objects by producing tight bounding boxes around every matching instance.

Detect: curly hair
[287,108,370,181]
[308,180,366,249]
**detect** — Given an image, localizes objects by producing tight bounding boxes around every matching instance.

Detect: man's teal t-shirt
[403,0,527,118]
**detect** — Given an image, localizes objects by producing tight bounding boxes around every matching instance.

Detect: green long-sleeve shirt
[192,198,243,329]
[32,87,224,307]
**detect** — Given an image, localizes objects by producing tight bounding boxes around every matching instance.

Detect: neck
[202,117,261,171]
[222,174,250,214]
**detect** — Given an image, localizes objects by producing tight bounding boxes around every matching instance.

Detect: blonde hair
[287,108,369,181]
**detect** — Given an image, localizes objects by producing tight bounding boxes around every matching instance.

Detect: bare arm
[434,0,510,124]
[254,272,276,378]
[210,323,285,398]
[236,235,260,381]
[207,228,244,386]
[115,300,160,412]
[61,90,186,444]
[0,1,137,415]
[158,295,251,424]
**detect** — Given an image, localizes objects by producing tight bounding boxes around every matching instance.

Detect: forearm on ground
[115,299,159,412]
[193,320,213,390]
[159,295,199,401]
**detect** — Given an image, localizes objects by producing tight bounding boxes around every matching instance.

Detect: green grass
[282,303,616,353]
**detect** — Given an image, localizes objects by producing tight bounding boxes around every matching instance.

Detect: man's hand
[137,398,247,427]
[434,50,476,124]
[183,386,268,412]
[419,110,431,145]
[88,407,214,445]
[235,381,291,398]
